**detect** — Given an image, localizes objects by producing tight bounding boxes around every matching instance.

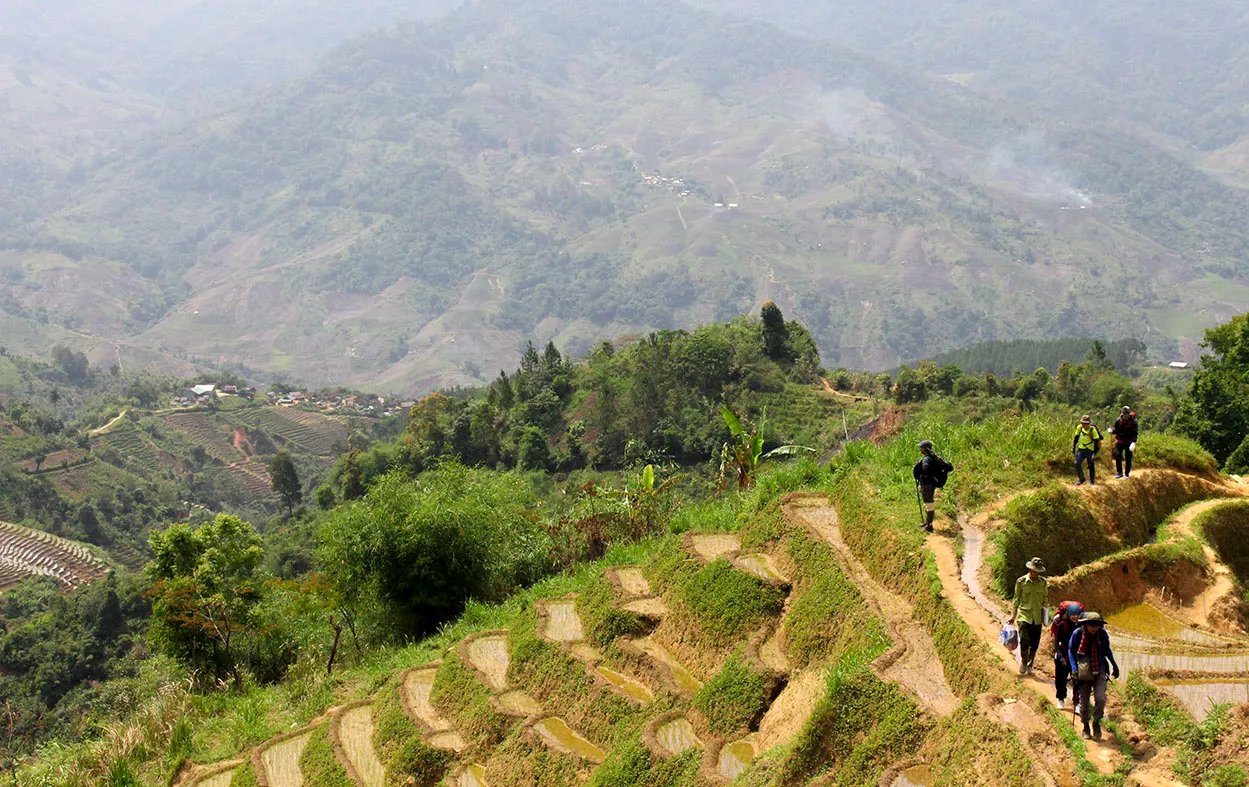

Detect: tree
[269,453,302,514]
[1086,340,1115,372]
[718,405,813,490]
[760,301,789,361]
[1174,313,1249,465]
[51,345,89,384]
[146,515,265,686]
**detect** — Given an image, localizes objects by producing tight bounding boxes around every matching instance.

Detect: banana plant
[718,405,814,490]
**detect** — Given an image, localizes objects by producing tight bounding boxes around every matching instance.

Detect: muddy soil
[688,533,741,562]
[533,717,606,762]
[757,668,826,750]
[541,599,584,642]
[403,666,452,731]
[611,566,652,597]
[655,717,702,756]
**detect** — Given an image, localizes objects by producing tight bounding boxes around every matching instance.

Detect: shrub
[318,464,554,635]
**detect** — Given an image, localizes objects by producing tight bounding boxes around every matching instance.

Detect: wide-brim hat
[1121,406,1131,413]
[1025,557,1047,573]
[1080,415,1091,424]
[1079,611,1105,625]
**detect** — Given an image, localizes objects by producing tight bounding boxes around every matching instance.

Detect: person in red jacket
[1109,406,1139,479]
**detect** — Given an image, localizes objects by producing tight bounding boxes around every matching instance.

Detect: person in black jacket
[913,440,945,532]
[1110,406,1139,479]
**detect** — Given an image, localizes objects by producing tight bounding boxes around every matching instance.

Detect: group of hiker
[910,410,1137,741]
[1072,406,1139,486]
[911,407,1140,526]
[1009,557,1120,740]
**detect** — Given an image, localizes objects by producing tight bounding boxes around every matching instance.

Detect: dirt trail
[88,410,130,436]
[1163,499,1243,630]
[337,704,385,787]
[787,499,959,716]
[928,527,1122,774]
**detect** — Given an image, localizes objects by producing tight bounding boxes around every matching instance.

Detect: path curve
[786,497,959,716]
[928,527,1123,775]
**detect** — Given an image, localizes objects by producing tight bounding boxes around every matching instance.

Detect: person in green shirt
[1072,415,1103,486]
[1009,557,1048,675]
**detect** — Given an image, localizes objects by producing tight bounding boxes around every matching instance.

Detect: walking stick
[915,481,927,528]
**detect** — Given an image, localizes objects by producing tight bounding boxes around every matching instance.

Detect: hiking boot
[1092,722,1102,740]
[1019,661,1027,675]
[1115,473,1123,479]
[1057,698,1066,710]
[1075,480,1085,486]
[1082,723,1092,739]
[923,523,934,533]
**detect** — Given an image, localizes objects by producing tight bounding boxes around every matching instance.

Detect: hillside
[5,0,1249,391]
[23,405,1249,787]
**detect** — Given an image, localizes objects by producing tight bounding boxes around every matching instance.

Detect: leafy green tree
[269,453,302,514]
[146,514,265,686]
[1175,313,1249,465]
[760,301,789,361]
[318,465,550,635]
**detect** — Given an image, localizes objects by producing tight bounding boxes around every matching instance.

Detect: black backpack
[931,455,954,488]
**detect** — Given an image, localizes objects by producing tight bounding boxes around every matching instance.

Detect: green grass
[783,527,889,669]
[693,652,772,735]
[577,573,650,648]
[778,649,930,786]
[228,760,260,787]
[299,720,352,787]
[588,741,701,787]
[678,559,785,647]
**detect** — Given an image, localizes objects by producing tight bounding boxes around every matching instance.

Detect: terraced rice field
[337,704,385,787]
[228,460,275,497]
[0,520,108,591]
[162,412,245,464]
[97,422,164,473]
[238,407,347,456]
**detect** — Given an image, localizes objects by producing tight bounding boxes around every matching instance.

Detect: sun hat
[1078,611,1104,625]
[1121,405,1131,414]
[1025,557,1047,573]
[1080,415,1091,424]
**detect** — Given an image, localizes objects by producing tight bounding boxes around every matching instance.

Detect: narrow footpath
[928,524,1181,784]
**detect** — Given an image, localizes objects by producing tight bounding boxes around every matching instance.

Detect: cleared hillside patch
[0,520,108,591]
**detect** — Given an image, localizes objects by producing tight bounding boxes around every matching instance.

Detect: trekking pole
[915,481,927,528]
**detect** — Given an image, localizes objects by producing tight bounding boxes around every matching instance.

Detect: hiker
[1051,601,1083,709]
[912,440,953,533]
[1008,557,1048,675]
[1072,415,1103,486]
[1068,611,1120,740]
[1109,406,1139,479]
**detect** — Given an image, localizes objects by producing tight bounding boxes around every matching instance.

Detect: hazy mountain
[4,0,1249,392]
[690,0,1249,183]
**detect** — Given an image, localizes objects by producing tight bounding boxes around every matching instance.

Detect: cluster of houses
[170,383,256,407]
[167,382,416,419]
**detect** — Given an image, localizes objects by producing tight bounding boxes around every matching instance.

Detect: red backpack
[1051,600,1080,636]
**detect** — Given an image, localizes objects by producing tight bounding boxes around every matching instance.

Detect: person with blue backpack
[1068,611,1120,740]
[912,440,953,533]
